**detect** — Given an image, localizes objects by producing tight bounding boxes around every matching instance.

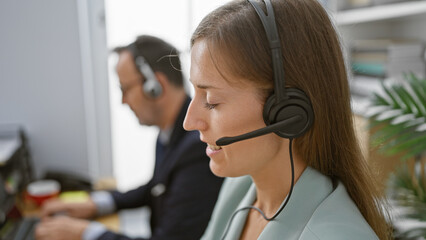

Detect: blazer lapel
[224,184,257,240]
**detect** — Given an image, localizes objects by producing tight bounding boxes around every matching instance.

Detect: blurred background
[105,0,230,192]
[1,0,426,238]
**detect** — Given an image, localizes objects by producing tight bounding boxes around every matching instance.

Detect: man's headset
[128,43,163,99]
[215,0,314,147]
[218,0,314,239]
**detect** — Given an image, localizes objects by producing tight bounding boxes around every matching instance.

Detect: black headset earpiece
[249,0,314,139]
[263,88,313,138]
[134,56,163,98]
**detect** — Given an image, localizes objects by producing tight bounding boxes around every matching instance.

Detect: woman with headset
[183,0,391,239]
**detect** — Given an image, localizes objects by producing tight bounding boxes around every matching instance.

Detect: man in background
[35,35,223,240]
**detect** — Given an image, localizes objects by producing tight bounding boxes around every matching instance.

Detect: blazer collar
[223,167,333,239]
[224,184,257,239]
[166,95,191,148]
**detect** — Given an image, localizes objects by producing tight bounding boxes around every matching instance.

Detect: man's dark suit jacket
[99,96,223,240]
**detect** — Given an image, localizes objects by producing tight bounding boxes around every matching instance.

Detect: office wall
[0,0,112,180]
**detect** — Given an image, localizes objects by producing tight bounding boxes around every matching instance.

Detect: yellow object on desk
[58,191,119,231]
[59,191,90,203]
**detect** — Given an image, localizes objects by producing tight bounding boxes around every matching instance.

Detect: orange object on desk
[25,180,61,206]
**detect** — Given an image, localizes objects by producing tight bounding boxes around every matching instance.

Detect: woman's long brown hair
[191,0,391,239]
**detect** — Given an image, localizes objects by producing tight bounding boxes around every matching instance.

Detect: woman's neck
[251,150,307,217]
[240,142,308,240]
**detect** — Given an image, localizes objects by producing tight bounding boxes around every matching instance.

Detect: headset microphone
[216,115,301,146]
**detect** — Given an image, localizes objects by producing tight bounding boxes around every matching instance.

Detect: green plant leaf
[392,85,410,112]
[368,73,426,158]
[382,82,402,109]
[386,134,426,156]
[380,127,426,152]
[371,120,411,144]
[401,141,426,161]
[409,74,426,110]
[371,92,390,106]
[398,86,422,116]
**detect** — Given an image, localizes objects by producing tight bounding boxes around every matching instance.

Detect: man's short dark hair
[114,35,184,88]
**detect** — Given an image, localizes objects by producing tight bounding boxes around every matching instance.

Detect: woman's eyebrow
[189,79,220,90]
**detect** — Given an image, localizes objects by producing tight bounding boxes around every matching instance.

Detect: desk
[17,196,120,232]
[17,181,120,232]
[95,214,120,232]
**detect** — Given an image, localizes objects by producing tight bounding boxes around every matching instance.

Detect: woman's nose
[183,99,207,132]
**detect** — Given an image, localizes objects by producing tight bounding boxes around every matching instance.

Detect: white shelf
[335,1,426,26]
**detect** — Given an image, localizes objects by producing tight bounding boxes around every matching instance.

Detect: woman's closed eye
[204,102,219,110]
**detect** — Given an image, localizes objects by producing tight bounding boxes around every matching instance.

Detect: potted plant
[366,73,426,239]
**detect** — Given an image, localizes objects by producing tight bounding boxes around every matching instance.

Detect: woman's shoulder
[300,180,379,240]
[257,168,378,239]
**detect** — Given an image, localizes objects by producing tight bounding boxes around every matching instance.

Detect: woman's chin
[209,159,228,178]
[209,159,243,178]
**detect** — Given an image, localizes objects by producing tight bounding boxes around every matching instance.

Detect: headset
[128,43,163,99]
[215,0,314,146]
[135,56,163,98]
[217,0,314,239]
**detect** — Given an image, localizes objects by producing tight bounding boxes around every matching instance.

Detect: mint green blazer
[201,167,379,240]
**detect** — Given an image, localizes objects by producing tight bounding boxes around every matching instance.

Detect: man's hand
[35,215,89,240]
[40,198,97,219]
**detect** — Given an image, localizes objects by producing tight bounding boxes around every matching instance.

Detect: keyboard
[12,217,39,240]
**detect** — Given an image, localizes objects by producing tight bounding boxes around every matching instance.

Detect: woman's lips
[206,144,222,157]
